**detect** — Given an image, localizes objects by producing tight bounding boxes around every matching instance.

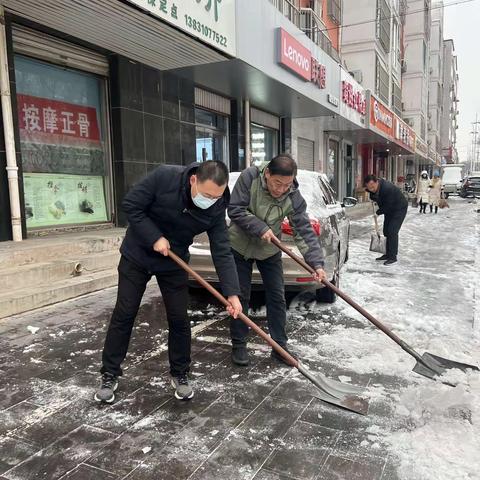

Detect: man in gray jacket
[228,154,326,366]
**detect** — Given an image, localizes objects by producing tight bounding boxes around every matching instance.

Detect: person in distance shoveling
[228,154,326,367]
[364,174,408,266]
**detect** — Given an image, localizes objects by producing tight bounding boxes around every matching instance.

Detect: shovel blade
[297,362,369,415]
[413,352,479,383]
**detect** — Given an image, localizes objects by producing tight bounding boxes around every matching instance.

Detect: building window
[376,0,391,53]
[376,56,390,104]
[15,55,110,230]
[195,108,229,166]
[392,81,402,115]
[327,0,342,25]
[421,114,426,140]
[251,124,278,165]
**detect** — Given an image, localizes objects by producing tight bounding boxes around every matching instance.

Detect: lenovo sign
[277,28,326,88]
[278,28,311,81]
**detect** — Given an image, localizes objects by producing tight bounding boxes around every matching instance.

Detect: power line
[319,0,476,34]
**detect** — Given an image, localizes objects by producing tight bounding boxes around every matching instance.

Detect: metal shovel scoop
[167,250,369,415]
[272,238,479,385]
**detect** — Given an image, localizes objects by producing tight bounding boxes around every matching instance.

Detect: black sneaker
[94,372,119,404]
[231,345,249,366]
[384,258,397,266]
[271,346,295,365]
[171,374,194,400]
[375,255,388,261]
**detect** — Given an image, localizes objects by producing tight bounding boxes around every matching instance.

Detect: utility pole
[470,114,480,173]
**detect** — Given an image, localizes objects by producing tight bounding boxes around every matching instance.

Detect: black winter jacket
[368,179,408,216]
[120,163,240,297]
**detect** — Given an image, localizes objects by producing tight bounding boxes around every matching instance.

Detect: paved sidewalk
[0,198,478,480]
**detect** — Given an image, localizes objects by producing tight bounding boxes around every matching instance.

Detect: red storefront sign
[17,94,101,147]
[278,28,326,89]
[394,116,416,152]
[342,81,366,115]
[370,96,394,138]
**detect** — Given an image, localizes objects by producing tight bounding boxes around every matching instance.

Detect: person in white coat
[429,171,443,214]
[416,170,430,214]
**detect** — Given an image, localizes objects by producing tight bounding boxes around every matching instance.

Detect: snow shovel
[271,237,479,385]
[167,250,369,415]
[369,203,386,254]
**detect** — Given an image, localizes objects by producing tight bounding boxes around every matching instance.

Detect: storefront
[13,27,111,231]
[0,0,237,240]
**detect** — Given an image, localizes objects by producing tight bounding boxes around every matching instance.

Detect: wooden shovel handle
[167,249,299,368]
[270,237,409,349]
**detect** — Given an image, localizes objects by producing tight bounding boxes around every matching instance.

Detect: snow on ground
[289,198,480,480]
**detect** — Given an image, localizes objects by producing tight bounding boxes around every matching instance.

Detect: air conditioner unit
[349,70,363,84]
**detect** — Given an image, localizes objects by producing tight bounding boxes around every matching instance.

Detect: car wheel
[459,191,467,198]
[316,269,339,304]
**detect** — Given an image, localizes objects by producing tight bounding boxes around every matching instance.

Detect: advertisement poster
[23,173,108,228]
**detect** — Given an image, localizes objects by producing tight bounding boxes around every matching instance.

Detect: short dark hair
[364,174,378,185]
[196,160,229,186]
[267,153,297,177]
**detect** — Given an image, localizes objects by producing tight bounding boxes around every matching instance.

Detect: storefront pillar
[0,7,21,241]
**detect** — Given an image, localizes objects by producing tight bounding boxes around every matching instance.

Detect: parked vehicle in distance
[442,164,464,198]
[459,173,480,198]
[188,170,357,303]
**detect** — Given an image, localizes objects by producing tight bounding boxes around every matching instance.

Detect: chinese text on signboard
[342,81,366,115]
[127,0,236,56]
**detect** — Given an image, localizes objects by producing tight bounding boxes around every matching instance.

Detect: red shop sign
[18,94,101,146]
[342,81,366,115]
[278,28,326,89]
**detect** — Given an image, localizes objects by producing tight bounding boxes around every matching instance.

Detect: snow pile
[386,372,480,480]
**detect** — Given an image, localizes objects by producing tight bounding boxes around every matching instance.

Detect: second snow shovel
[271,237,479,385]
[167,250,369,415]
[369,203,386,254]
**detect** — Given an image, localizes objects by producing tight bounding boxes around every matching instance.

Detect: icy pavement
[0,197,478,480]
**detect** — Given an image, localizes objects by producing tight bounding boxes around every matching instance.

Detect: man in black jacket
[95,161,242,403]
[365,174,408,265]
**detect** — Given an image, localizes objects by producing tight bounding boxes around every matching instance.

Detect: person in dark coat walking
[364,174,408,265]
[95,161,242,403]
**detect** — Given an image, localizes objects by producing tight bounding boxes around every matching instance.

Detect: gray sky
[444,0,480,164]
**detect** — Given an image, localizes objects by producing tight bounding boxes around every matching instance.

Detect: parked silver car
[188,170,357,303]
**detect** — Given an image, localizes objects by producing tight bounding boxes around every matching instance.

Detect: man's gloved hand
[227,295,242,318]
[153,237,170,256]
[376,209,383,216]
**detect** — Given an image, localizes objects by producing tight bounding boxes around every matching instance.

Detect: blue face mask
[192,191,219,210]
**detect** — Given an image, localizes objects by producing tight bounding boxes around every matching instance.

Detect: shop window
[195,108,229,166]
[15,55,110,230]
[251,124,278,165]
[327,139,339,197]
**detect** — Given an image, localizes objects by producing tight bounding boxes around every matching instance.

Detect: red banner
[17,94,101,147]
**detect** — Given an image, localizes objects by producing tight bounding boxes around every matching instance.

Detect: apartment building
[428,2,444,159]
[440,39,459,164]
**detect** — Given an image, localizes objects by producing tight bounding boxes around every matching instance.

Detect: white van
[442,164,464,197]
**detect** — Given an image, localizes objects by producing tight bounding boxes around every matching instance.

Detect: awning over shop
[1,0,229,70]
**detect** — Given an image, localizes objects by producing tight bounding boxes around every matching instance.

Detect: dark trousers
[383,208,407,260]
[101,256,190,377]
[230,249,287,347]
[420,202,427,213]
